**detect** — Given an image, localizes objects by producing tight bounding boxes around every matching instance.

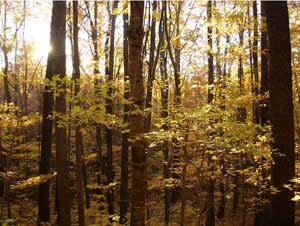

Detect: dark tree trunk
[38,1,65,224]
[105,0,119,218]
[52,1,70,226]
[128,2,146,225]
[260,1,269,128]
[233,27,246,217]
[88,1,103,197]
[3,54,11,104]
[2,4,11,104]
[160,14,170,226]
[73,1,85,226]
[252,0,259,124]
[255,3,271,226]
[207,0,214,105]
[120,5,130,224]
[163,0,182,204]
[265,2,295,226]
[206,1,215,226]
[237,29,246,123]
[180,134,189,226]
[144,0,157,133]
[217,32,230,220]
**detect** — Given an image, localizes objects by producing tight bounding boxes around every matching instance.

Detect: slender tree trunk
[217,31,230,220]
[105,0,119,218]
[128,2,146,225]
[180,133,188,226]
[248,4,255,125]
[120,4,130,224]
[38,0,66,223]
[3,52,11,104]
[52,2,70,226]
[237,28,246,123]
[265,2,295,226]
[252,0,259,124]
[2,3,11,104]
[88,1,103,196]
[163,0,182,204]
[144,0,157,133]
[160,15,170,226]
[174,2,182,105]
[254,3,270,226]
[73,2,85,225]
[260,2,269,128]
[23,0,28,115]
[233,27,246,217]
[206,1,215,226]
[163,0,181,102]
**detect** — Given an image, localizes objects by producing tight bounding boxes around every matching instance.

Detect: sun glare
[33,41,51,59]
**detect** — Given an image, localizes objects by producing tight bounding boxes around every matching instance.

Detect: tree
[144,0,158,133]
[52,1,70,225]
[260,1,269,128]
[252,0,259,124]
[159,7,170,224]
[105,0,119,218]
[254,2,270,226]
[73,1,85,225]
[206,1,215,226]
[163,0,183,205]
[120,2,130,224]
[127,1,146,225]
[264,2,295,226]
[38,1,66,224]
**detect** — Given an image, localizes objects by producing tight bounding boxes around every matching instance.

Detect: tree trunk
[73,1,85,225]
[2,3,11,104]
[217,31,230,220]
[252,0,259,124]
[260,1,269,128]
[105,0,119,218]
[52,1,70,226]
[180,133,188,226]
[128,2,146,225]
[144,0,157,133]
[88,1,104,196]
[265,2,295,226]
[163,0,182,204]
[233,26,246,217]
[160,14,170,226]
[38,1,65,223]
[254,3,271,226]
[3,54,11,104]
[206,1,215,226]
[120,3,130,224]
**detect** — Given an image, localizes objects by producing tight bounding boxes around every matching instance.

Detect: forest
[0,0,299,226]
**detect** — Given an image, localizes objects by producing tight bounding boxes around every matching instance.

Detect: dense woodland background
[0,0,299,226]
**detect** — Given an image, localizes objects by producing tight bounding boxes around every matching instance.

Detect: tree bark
[128,2,146,225]
[163,0,182,204]
[52,1,70,226]
[87,1,104,197]
[38,1,65,223]
[105,0,119,218]
[144,0,157,133]
[206,1,215,226]
[254,3,271,226]
[265,2,295,226]
[260,2,269,127]
[73,1,85,225]
[120,3,130,224]
[160,13,170,226]
[252,0,259,124]
[2,2,11,104]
